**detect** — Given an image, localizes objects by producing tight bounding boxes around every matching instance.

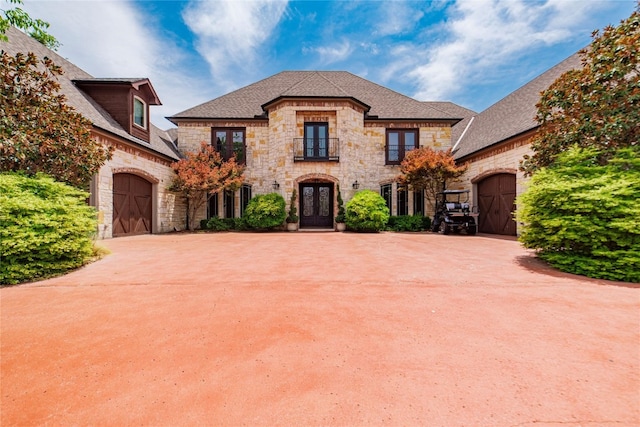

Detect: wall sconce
[352,180,359,189]
[272,180,280,190]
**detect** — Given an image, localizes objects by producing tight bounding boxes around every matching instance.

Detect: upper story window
[305,122,328,158]
[386,129,417,165]
[294,123,339,161]
[213,128,246,164]
[133,96,147,129]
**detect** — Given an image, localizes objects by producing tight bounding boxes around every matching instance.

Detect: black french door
[299,183,334,228]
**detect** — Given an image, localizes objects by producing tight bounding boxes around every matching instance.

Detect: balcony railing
[293,138,339,162]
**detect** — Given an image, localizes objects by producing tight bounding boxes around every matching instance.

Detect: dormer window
[133,96,147,129]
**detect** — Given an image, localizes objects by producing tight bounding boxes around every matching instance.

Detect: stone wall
[176,100,454,224]
[92,131,185,239]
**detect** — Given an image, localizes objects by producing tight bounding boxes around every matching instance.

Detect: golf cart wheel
[439,221,450,235]
[467,225,477,235]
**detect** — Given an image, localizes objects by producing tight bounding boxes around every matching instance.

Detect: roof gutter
[451,116,474,153]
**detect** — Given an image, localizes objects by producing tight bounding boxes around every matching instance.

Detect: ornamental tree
[398,147,468,215]
[521,4,639,175]
[1,0,59,49]
[0,52,112,187]
[170,142,245,230]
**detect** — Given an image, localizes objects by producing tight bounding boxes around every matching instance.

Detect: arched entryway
[298,181,334,229]
[112,173,152,237]
[477,173,516,235]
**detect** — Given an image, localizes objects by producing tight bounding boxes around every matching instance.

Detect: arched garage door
[477,173,516,236]
[113,173,152,237]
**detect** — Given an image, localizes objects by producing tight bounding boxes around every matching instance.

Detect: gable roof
[169,71,464,122]
[73,78,163,106]
[1,27,178,161]
[453,52,583,160]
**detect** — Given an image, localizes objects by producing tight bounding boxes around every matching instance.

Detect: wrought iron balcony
[293,138,339,162]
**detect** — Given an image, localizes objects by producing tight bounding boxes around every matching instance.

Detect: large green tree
[1,0,58,49]
[521,4,639,175]
[0,52,112,187]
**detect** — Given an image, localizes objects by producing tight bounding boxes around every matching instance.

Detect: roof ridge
[316,72,351,97]
[280,71,316,95]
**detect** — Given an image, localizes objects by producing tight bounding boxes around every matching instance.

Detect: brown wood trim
[112,167,160,184]
[471,168,517,184]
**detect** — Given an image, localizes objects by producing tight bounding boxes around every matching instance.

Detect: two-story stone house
[168,72,468,229]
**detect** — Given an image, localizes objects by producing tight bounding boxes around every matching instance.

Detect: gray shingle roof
[1,27,178,161]
[427,102,476,148]
[169,71,463,121]
[453,52,583,160]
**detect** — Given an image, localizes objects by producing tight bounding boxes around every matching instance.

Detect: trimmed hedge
[201,217,248,231]
[387,215,431,232]
[1,173,98,285]
[243,193,286,230]
[345,190,390,232]
[517,146,640,282]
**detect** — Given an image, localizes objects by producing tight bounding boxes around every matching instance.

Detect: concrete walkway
[1,232,638,426]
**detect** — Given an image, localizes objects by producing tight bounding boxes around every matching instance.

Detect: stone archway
[295,174,338,229]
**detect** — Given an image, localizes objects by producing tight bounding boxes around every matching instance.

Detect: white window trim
[133,96,147,130]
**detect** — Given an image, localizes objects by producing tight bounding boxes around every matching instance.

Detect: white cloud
[20,1,211,129]
[402,0,610,101]
[303,40,354,65]
[374,1,424,36]
[182,0,288,87]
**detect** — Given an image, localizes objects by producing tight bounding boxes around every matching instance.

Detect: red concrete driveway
[1,232,639,426]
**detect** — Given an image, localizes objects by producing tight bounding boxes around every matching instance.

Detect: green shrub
[335,185,345,223]
[286,189,298,223]
[387,215,430,232]
[345,190,390,232]
[243,193,286,230]
[517,146,640,282]
[202,217,232,231]
[233,217,249,231]
[0,173,98,285]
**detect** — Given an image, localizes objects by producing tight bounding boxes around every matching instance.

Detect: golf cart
[431,189,477,235]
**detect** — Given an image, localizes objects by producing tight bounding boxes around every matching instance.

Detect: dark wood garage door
[478,173,516,235]
[113,173,152,237]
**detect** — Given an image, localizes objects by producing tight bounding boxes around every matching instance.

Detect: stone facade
[92,131,185,239]
[176,100,454,225]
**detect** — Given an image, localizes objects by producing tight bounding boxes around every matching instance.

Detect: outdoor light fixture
[272,180,280,190]
[352,180,359,189]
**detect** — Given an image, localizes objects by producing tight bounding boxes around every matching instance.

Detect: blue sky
[20,0,637,129]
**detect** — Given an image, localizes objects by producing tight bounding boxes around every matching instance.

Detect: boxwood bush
[387,215,431,232]
[1,173,98,285]
[243,192,286,230]
[345,190,390,232]
[517,146,640,282]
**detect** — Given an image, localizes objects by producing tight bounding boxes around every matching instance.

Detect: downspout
[451,116,474,153]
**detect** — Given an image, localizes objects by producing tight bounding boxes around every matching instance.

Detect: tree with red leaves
[170,142,245,230]
[398,147,467,215]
